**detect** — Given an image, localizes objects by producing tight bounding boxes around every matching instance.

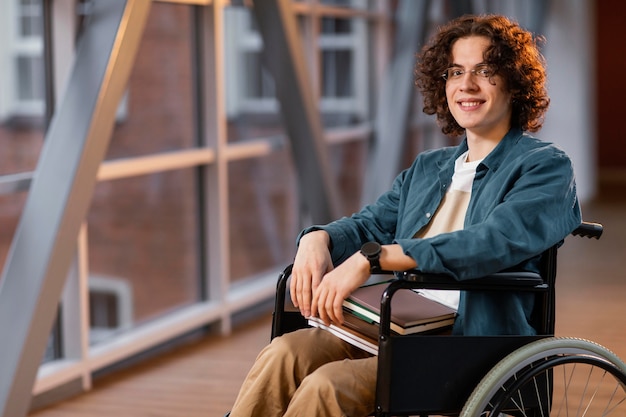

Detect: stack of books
[308,280,457,355]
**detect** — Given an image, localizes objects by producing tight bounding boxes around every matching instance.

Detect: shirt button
[426,212,431,218]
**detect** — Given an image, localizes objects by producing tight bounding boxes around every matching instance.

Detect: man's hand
[311,251,371,325]
[291,231,333,318]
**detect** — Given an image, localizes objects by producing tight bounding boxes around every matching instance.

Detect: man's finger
[289,274,299,308]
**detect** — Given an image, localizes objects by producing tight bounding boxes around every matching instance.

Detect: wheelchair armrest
[378,271,545,338]
[399,270,545,290]
[572,221,603,239]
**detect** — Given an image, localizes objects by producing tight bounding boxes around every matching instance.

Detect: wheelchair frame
[271,222,626,416]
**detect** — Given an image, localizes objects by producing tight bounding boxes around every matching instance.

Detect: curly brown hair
[415,14,550,137]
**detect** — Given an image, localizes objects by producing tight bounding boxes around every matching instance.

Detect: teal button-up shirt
[300,127,581,335]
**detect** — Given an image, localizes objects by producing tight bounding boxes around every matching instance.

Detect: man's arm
[290,230,334,318]
[310,243,417,325]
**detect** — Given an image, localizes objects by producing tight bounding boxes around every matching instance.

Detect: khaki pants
[229,328,377,417]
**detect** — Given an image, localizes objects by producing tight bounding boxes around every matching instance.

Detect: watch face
[361,241,381,257]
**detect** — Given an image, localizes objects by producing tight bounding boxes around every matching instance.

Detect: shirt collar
[467,126,524,172]
[436,126,525,175]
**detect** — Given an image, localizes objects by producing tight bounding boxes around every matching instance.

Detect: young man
[229,14,581,417]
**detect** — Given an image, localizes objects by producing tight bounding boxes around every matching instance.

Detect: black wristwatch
[360,241,382,273]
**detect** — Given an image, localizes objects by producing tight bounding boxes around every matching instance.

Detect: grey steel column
[362,0,431,204]
[251,0,341,224]
[42,0,56,130]
[0,1,151,415]
[450,0,474,17]
[520,0,550,36]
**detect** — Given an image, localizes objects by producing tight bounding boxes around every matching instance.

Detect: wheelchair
[271,222,626,416]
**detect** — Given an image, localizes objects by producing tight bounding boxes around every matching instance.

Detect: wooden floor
[28,198,626,417]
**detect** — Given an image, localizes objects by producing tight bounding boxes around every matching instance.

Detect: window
[0,0,45,121]
[224,4,370,125]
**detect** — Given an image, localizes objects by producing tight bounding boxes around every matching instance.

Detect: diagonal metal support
[450,0,474,16]
[514,0,550,36]
[0,1,151,415]
[362,0,431,204]
[251,0,341,224]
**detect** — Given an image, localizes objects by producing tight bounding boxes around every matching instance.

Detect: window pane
[321,49,353,98]
[19,0,43,38]
[320,0,352,7]
[319,0,371,10]
[42,314,62,362]
[321,17,352,34]
[228,106,298,280]
[318,15,371,127]
[329,141,367,214]
[87,169,201,344]
[224,6,279,119]
[0,192,29,278]
[0,121,44,175]
[104,3,196,160]
[16,55,45,101]
[243,52,275,99]
[227,151,296,282]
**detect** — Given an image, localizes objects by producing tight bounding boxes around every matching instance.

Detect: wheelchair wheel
[460,337,626,416]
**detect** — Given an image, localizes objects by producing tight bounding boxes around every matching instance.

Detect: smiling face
[446,36,513,142]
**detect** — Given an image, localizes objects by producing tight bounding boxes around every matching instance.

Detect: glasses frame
[442,64,495,82]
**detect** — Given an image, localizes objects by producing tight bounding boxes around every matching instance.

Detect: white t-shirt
[417,150,482,309]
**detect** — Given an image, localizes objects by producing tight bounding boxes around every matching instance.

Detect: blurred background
[0,0,624,413]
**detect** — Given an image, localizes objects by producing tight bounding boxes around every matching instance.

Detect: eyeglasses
[442,64,494,82]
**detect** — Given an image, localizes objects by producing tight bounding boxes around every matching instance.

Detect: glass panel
[226,142,367,277]
[320,0,352,7]
[321,17,352,34]
[16,55,45,101]
[319,16,370,127]
[224,5,295,279]
[42,314,62,362]
[329,141,367,214]
[319,0,371,10]
[224,6,284,140]
[87,169,201,345]
[242,51,275,99]
[0,192,29,276]
[321,49,353,98]
[0,121,45,175]
[104,3,196,160]
[19,0,43,38]
[228,150,298,282]
[247,9,258,31]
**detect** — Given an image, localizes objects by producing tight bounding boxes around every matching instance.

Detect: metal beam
[42,0,56,130]
[251,0,341,224]
[450,0,474,17]
[0,1,151,415]
[518,0,550,36]
[362,0,431,204]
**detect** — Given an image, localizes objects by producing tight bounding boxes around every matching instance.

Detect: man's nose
[459,71,479,90]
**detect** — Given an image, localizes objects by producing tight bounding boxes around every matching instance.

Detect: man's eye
[451,69,464,77]
[476,67,491,77]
